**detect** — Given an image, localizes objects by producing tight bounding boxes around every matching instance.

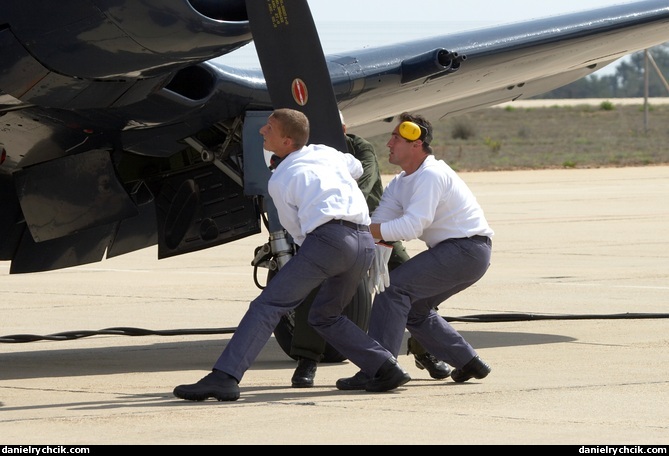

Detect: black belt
[470,235,492,245]
[325,219,370,232]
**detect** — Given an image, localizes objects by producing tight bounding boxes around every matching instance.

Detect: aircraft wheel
[271,272,372,363]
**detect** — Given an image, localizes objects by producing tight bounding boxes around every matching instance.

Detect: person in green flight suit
[289,111,452,387]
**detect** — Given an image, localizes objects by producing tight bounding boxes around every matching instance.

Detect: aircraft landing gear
[272,279,371,363]
[259,263,372,363]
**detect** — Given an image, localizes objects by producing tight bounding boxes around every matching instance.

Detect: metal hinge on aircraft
[183,117,244,188]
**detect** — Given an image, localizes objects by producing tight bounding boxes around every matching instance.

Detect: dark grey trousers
[214,223,392,381]
[368,236,492,369]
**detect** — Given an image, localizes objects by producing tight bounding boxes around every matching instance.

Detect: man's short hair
[272,108,310,148]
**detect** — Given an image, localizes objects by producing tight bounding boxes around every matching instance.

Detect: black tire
[272,274,372,363]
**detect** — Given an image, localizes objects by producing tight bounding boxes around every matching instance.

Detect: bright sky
[307,0,628,24]
[222,0,642,75]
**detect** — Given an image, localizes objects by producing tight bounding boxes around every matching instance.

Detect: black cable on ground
[0,327,238,343]
[445,312,669,322]
[2,312,668,344]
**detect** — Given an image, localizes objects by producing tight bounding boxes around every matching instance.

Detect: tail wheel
[271,270,372,363]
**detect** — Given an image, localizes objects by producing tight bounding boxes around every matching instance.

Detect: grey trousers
[289,239,410,361]
[367,236,492,369]
[213,222,392,381]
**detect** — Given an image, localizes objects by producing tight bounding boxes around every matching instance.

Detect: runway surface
[1,166,668,445]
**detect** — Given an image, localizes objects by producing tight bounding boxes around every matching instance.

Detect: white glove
[373,242,393,294]
[366,251,379,294]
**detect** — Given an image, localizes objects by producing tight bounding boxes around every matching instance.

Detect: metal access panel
[155,161,261,259]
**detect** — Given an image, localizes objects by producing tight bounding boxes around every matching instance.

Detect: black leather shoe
[173,369,240,401]
[414,353,452,380]
[406,336,451,379]
[365,357,411,392]
[451,356,491,383]
[336,371,370,391]
[291,358,317,388]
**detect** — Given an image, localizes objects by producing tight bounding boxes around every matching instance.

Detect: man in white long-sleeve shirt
[337,112,493,390]
[174,108,410,401]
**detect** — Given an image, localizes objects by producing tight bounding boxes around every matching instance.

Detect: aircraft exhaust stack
[400,49,466,84]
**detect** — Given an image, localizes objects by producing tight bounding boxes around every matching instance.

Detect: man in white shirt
[337,112,493,390]
[174,108,411,401]
[289,111,451,388]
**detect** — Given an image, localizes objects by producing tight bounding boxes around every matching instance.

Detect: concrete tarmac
[1,166,668,445]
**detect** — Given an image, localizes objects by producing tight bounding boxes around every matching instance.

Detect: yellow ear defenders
[398,121,431,145]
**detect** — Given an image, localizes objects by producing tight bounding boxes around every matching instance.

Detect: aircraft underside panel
[106,195,159,259]
[154,162,261,259]
[0,175,24,260]
[10,223,115,274]
[14,150,139,243]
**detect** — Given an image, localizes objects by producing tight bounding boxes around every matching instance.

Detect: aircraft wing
[1,0,668,274]
[325,0,669,137]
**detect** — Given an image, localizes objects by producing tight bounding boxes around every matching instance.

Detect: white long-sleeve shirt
[371,155,494,248]
[268,144,370,246]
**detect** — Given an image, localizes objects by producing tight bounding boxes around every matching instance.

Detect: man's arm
[349,136,380,199]
[370,223,382,241]
[355,147,379,199]
[341,151,363,180]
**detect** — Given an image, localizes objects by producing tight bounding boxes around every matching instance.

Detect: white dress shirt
[268,144,371,246]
